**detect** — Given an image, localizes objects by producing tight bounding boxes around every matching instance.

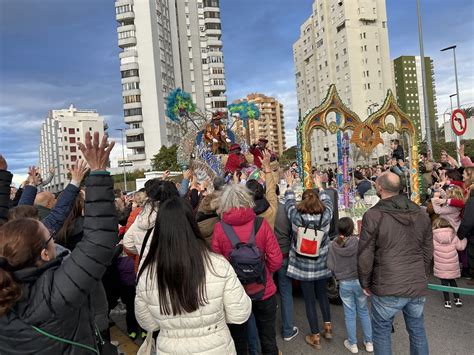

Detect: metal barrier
[428,284,474,296]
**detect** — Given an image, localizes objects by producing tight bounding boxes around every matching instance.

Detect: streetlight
[416,0,432,153]
[441,45,461,162]
[116,128,128,192]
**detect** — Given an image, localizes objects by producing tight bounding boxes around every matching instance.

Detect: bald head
[376,171,401,197]
[35,192,56,209]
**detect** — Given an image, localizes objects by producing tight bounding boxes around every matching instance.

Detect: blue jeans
[339,279,372,346]
[277,258,295,337]
[300,278,331,334]
[371,295,429,355]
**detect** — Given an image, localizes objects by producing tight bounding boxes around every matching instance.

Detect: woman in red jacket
[212,183,282,355]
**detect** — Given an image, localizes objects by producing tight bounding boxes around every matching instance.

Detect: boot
[322,322,333,340]
[305,333,322,350]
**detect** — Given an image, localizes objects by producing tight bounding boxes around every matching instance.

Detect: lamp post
[442,45,461,162]
[116,128,128,192]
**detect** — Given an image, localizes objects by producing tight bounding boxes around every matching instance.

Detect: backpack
[221,217,266,301]
[295,217,324,258]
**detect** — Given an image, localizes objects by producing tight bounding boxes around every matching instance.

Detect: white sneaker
[444,301,452,309]
[454,298,462,307]
[364,341,374,352]
[344,340,359,354]
[283,326,299,341]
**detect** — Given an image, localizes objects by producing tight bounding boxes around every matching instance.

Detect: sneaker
[364,341,374,353]
[444,301,452,309]
[454,298,462,307]
[344,340,359,354]
[128,331,137,340]
[283,326,299,341]
[141,331,148,340]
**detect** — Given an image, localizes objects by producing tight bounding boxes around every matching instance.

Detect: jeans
[277,258,295,337]
[339,279,372,346]
[371,295,429,355]
[228,295,279,355]
[247,313,260,355]
[440,279,460,302]
[300,278,331,334]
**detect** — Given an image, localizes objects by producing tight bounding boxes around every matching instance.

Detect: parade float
[167,88,264,187]
[296,85,421,232]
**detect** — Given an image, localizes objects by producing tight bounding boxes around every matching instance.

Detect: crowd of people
[0,132,473,355]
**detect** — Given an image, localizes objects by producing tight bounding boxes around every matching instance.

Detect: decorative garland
[227,101,260,128]
[166,88,196,123]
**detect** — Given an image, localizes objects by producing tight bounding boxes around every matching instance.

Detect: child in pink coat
[432,217,467,308]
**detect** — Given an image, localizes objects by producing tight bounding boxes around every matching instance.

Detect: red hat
[258,138,269,143]
[230,143,241,151]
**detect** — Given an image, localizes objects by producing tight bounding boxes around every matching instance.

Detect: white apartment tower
[115,0,227,167]
[294,0,395,167]
[39,105,105,192]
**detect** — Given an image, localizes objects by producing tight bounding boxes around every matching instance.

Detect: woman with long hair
[284,171,334,350]
[0,132,117,354]
[135,197,251,354]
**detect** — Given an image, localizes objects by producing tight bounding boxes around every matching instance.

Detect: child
[432,217,467,308]
[431,185,464,230]
[327,218,373,354]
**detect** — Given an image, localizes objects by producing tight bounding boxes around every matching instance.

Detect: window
[121,69,139,78]
[316,39,323,48]
[70,146,77,153]
[68,128,75,134]
[344,60,348,67]
[64,137,67,141]
[122,82,140,91]
[63,127,66,132]
[116,4,132,14]
[76,128,79,132]
[343,48,347,55]
[335,53,339,60]
[368,83,371,89]
[124,108,142,116]
[123,95,141,104]
[336,21,345,32]
[204,0,220,6]
[382,21,386,28]
[66,155,69,159]
[325,60,328,67]
[376,45,379,52]
[65,146,68,151]
[118,30,135,40]
[204,11,220,18]
[69,137,76,144]
[205,23,221,30]
[71,156,77,162]
[373,8,376,14]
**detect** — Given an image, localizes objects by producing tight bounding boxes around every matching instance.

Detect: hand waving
[28,166,41,186]
[78,132,115,171]
[69,159,89,184]
[259,151,272,172]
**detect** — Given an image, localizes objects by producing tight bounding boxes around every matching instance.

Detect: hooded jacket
[433,227,467,279]
[252,171,278,231]
[123,203,157,257]
[0,174,118,354]
[211,207,282,301]
[327,236,359,281]
[196,192,221,245]
[358,194,433,298]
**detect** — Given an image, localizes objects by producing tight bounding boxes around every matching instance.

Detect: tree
[151,145,180,171]
[279,146,297,167]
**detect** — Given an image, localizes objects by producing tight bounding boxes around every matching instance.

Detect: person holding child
[328,217,373,354]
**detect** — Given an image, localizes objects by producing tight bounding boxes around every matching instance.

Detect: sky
[1,0,473,179]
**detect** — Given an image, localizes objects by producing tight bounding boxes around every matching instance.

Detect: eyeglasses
[43,230,56,248]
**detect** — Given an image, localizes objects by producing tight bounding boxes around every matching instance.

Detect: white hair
[217,183,255,216]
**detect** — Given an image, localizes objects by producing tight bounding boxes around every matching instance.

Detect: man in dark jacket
[358,171,432,355]
[458,188,474,284]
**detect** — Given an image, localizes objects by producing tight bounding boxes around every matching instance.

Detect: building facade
[393,55,438,141]
[293,0,395,167]
[115,0,227,168]
[232,94,286,156]
[39,105,105,192]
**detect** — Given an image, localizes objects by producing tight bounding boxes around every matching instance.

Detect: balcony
[207,38,223,47]
[122,88,141,96]
[116,11,134,22]
[127,140,145,149]
[123,102,142,110]
[206,29,222,36]
[118,37,136,48]
[124,115,143,124]
[210,84,226,92]
[126,127,144,136]
[127,153,146,161]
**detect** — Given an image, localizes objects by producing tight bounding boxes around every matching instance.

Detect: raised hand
[163,170,170,180]
[260,151,272,172]
[284,170,294,187]
[0,154,7,171]
[77,132,115,171]
[457,144,465,159]
[183,169,192,180]
[69,159,89,184]
[28,166,41,186]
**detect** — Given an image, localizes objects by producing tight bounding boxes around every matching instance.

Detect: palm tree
[463,106,474,119]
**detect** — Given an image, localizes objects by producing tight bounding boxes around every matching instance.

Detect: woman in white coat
[135,197,252,354]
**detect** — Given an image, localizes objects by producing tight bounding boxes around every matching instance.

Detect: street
[111,276,474,355]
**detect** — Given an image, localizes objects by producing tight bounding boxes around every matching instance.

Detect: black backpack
[221,217,266,301]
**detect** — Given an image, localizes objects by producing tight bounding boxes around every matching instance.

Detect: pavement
[111,276,474,355]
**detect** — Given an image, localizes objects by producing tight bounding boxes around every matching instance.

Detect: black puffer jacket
[0,169,13,225]
[358,194,433,298]
[0,173,118,354]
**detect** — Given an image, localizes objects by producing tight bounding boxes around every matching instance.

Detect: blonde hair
[446,185,464,200]
[134,191,146,207]
[217,183,255,216]
[432,217,454,230]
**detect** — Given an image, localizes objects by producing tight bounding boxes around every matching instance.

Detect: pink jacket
[212,207,282,301]
[433,228,467,279]
[432,203,462,231]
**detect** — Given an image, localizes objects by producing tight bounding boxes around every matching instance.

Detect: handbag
[295,217,324,258]
[137,331,156,355]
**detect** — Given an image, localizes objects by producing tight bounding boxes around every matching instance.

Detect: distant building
[115,0,227,168]
[39,105,104,192]
[393,55,438,140]
[232,94,286,156]
[293,0,395,167]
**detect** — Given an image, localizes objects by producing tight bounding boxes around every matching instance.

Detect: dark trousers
[121,285,139,334]
[440,279,460,302]
[228,295,279,355]
[300,278,331,334]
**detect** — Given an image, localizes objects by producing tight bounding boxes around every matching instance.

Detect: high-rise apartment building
[233,94,286,155]
[293,0,395,167]
[393,56,438,140]
[115,0,227,167]
[39,105,104,192]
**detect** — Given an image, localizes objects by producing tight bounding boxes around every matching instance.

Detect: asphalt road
[112,276,474,355]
